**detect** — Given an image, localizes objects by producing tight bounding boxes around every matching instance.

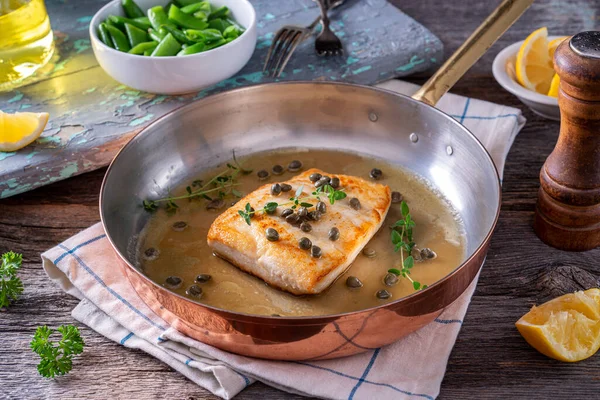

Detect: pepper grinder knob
[533,31,600,251]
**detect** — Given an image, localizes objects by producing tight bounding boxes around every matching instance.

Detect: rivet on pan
[446,145,453,155]
[409,133,419,143]
[369,112,378,122]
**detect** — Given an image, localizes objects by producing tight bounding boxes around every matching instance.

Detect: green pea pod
[98,23,114,48]
[207,18,231,33]
[192,11,208,21]
[105,24,131,52]
[177,41,206,55]
[225,18,244,32]
[165,1,175,14]
[168,5,209,30]
[143,48,154,56]
[174,0,201,6]
[184,28,221,43]
[133,16,151,26]
[108,15,151,31]
[204,37,227,50]
[125,23,148,47]
[222,25,240,40]
[148,6,175,31]
[159,25,194,45]
[151,33,182,56]
[208,5,229,20]
[128,41,158,55]
[122,0,144,18]
[148,28,166,42]
[181,1,210,15]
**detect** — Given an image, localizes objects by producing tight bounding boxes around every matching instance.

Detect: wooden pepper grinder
[534,31,600,251]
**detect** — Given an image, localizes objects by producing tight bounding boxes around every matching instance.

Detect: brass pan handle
[412,0,534,106]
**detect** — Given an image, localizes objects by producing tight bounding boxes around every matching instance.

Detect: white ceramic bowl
[90,0,257,94]
[492,37,563,120]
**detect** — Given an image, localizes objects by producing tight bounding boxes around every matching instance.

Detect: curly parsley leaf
[0,251,23,308]
[31,325,84,378]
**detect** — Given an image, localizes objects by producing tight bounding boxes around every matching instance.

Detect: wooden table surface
[2,0,600,398]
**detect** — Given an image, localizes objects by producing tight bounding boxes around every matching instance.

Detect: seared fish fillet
[207,168,391,295]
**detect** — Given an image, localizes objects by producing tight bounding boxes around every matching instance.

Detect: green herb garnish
[0,251,23,308]
[388,201,427,291]
[30,325,85,378]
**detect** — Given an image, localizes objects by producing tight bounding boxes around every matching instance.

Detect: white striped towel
[41,80,526,400]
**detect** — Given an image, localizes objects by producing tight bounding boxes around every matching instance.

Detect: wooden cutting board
[0,0,443,198]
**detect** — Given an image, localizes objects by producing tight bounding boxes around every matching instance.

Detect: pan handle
[411,0,534,106]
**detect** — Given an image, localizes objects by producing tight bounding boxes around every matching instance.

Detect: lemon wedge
[547,73,560,98]
[548,36,568,61]
[516,289,600,362]
[0,110,49,152]
[516,27,555,95]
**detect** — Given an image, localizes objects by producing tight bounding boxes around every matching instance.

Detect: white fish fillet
[207,168,391,295]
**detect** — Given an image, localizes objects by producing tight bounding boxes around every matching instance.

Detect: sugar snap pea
[133,16,151,25]
[128,41,158,55]
[148,5,176,30]
[223,25,241,40]
[125,23,149,47]
[108,15,151,31]
[207,18,231,33]
[159,25,194,45]
[151,33,182,57]
[174,0,201,6]
[181,1,211,15]
[98,23,115,48]
[148,28,166,42]
[177,41,206,56]
[208,5,228,20]
[105,24,131,52]
[204,37,227,50]
[143,48,154,56]
[122,0,144,18]
[185,28,222,43]
[168,5,209,30]
[192,11,208,20]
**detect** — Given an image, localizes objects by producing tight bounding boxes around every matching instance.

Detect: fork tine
[266,29,294,76]
[272,30,303,78]
[262,28,288,73]
[273,31,306,78]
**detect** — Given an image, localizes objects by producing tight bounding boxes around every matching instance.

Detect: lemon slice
[516,27,555,95]
[0,110,49,152]
[516,289,600,362]
[548,36,568,61]
[547,73,560,97]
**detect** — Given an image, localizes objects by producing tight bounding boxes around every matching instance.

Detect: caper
[288,160,303,172]
[309,173,322,182]
[271,183,282,196]
[316,201,327,214]
[370,168,383,180]
[272,164,284,175]
[376,289,392,300]
[286,213,301,225]
[186,284,203,298]
[165,276,182,289]
[308,210,322,221]
[271,313,281,317]
[311,245,322,258]
[346,276,363,288]
[300,221,312,232]
[206,199,225,210]
[299,237,312,250]
[391,191,403,204]
[257,169,269,180]
[195,274,212,283]
[266,227,279,241]
[172,221,187,232]
[330,177,340,189]
[297,206,308,218]
[421,248,437,260]
[362,247,376,258]
[143,247,160,261]
[314,178,328,188]
[280,183,293,192]
[281,208,294,218]
[411,246,423,261]
[349,197,361,210]
[384,273,399,286]
[328,227,340,241]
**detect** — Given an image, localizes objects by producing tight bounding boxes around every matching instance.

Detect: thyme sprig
[238,184,347,225]
[388,201,427,291]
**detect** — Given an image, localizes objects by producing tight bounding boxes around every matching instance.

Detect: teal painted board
[0,0,443,199]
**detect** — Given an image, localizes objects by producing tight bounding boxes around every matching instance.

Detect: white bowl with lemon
[493,27,568,120]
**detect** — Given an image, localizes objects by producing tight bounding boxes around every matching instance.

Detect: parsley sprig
[238,184,347,225]
[30,325,85,378]
[0,251,23,308]
[388,201,427,291]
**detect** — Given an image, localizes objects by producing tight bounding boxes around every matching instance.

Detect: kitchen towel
[41,80,526,400]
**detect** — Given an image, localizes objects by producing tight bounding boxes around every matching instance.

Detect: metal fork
[314,0,343,56]
[262,0,345,77]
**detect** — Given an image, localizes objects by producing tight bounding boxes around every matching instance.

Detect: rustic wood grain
[2,0,600,399]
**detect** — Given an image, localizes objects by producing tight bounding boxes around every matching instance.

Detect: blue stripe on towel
[233,370,251,387]
[434,318,463,325]
[53,234,106,264]
[120,332,134,345]
[57,243,167,331]
[458,97,471,124]
[348,348,380,399]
